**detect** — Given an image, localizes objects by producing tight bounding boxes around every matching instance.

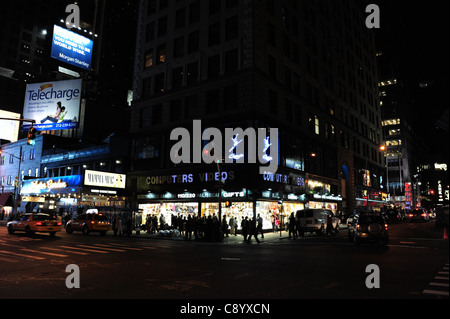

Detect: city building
[128,0,385,229]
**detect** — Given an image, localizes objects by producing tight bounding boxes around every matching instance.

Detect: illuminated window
[145,50,153,68]
[382,119,400,126]
[385,139,402,147]
[314,116,320,135]
[388,128,401,136]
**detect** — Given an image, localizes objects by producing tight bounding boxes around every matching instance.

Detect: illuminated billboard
[0,110,21,142]
[51,25,94,71]
[84,170,127,189]
[22,79,82,131]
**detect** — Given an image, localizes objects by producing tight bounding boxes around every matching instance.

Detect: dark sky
[376,0,449,161]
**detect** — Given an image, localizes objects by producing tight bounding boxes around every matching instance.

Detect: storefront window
[139,202,198,227]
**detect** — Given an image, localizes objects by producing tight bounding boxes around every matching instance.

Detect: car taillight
[408,214,413,217]
[35,222,43,226]
[57,222,62,226]
[91,221,95,224]
[421,213,426,217]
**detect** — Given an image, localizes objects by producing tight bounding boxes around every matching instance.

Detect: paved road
[0,221,448,301]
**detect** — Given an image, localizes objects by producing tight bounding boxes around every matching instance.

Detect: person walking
[257,214,264,238]
[241,216,249,242]
[221,215,229,238]
[288,212,297,239]
[326,214,333,237]
[247,217,261,244]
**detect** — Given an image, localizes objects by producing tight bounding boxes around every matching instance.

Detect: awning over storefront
[0,193,13,207]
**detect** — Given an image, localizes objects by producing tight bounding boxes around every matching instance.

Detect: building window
[157,16,168,37]
[224,49,238,74]
[145,50,153,68]
[157,44,166,64]
[173,36,184,58]
[208,23,221,46]
[225,16,238,41]
[207,55,220,78]
[189,1,201,23]
[154,73,165,95]
[175,8,186,29]
[30,149,36,160]
[172,67,183,89]
[186,62,199,85]
[188,30,199,53]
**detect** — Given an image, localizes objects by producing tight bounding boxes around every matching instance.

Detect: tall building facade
[128,0,384,228]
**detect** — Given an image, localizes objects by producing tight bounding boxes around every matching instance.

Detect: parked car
[66,212,110,235]
[7,213,62,236]
[405,209,429,222]
[296,209,340,234]
[348,213,389,246]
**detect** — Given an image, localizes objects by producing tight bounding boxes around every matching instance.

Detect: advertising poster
[0,110,21,142]
[22,79,82,131]
[51,25,94,71]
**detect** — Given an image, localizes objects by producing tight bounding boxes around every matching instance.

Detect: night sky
[376,1,449,161]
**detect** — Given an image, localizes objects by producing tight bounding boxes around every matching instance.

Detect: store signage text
[30,179,68,192]
[263,172,305,186]
[84,170,126,189]
[146,171,235,185]
[170,120,279,174]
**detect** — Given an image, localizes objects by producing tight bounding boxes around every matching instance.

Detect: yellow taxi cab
[7,213,62,236]
[66,211,110,236]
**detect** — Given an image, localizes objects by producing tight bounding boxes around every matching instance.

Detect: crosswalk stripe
[20,248,68,258]
[60,245,108,254]
[89,244,127,252]
[423,289,449,297]
[0,250,45,260]
[430,282,449,287]
[96,243,143,251]
[41,246,90,256]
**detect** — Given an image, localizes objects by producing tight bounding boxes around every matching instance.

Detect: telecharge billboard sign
[22,79,82,131]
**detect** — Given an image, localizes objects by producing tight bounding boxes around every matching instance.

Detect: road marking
[0,250,45,260]
[97,243,143,251]
[90,244,127,252]
[20,248,68,258]
[438,271,449,275]
[60,245,108,254]
[423,289,449,297]
[430,282,449,287]
[221,257,241,261]
[434,276,449,281]
[41,246,89,256]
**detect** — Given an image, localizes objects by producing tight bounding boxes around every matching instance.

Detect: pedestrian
[222,215,229,238]
[241,216,249,242]
[257,214,264,238]
[288,212,297,239]
[247,217,261,244]
[112,215,118,236]
[116,216,123,236]
[186,215,192,240]
[326,214,333,237]
[229,216,236,236]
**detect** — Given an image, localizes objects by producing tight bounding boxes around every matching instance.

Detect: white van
[296,209,340,234]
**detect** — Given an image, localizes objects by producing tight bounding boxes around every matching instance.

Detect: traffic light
[27,126,37,145]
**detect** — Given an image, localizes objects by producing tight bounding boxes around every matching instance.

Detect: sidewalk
[0,219,346,243]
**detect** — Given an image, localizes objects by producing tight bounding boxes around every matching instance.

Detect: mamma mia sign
[170,120,278,174]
